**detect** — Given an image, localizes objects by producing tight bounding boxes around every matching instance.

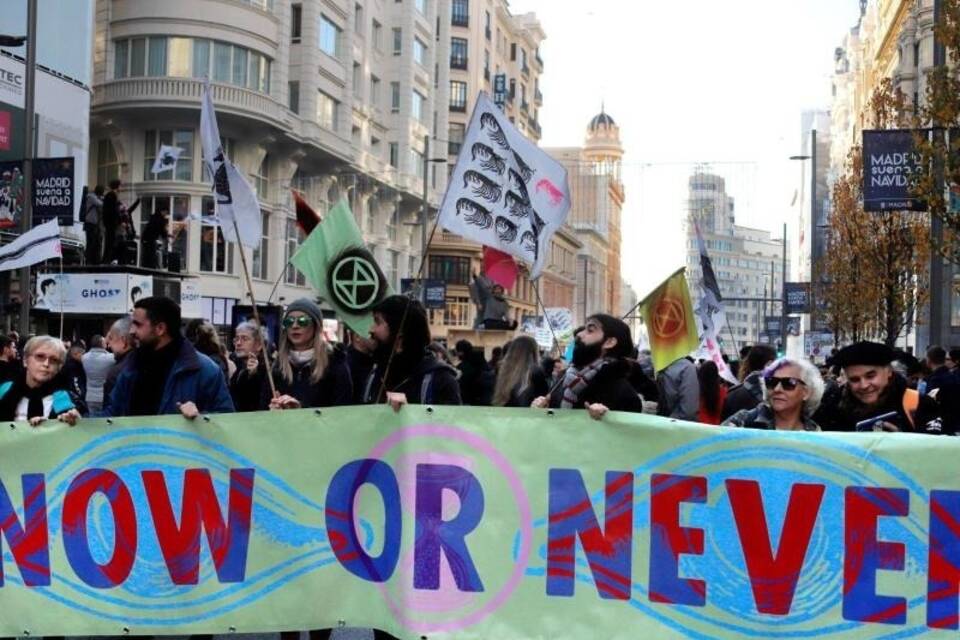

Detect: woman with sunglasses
[261,298,352,410]
[722,357,824,431]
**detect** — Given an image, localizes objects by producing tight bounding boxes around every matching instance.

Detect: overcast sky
[510,0,864,295]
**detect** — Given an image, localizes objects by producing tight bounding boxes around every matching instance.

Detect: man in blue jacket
[103,296,234,418]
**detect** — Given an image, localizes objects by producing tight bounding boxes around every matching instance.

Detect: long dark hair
[698,361,722,414]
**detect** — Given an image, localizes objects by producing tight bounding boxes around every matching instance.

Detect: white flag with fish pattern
[437,92,571,278]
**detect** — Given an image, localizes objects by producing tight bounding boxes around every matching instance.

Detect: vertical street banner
[31,157,75,226]
[862,129,927,212]
[0,159,24,228]
[0,407,959,639]
[401,278,447,309]
[784,282,812,314]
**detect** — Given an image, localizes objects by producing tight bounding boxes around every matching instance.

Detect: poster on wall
[35,273,152,314]
[0,159,23,228]
[180,280,202,319]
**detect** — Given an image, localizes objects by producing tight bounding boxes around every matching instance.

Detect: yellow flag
[638,268,699,372]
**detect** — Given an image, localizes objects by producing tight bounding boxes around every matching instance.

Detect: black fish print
[530,209,545,238]
[456,198,493,229]
[512,151,533,183]
[520,230,537,255]
[481,112,511,151]
[463,169,503,203]
[505,191,531,218]
[495,216,518,244]
[471,142,506,175]
[508,169,530,204]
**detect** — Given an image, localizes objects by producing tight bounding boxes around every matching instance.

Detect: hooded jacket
[363,352,462,405]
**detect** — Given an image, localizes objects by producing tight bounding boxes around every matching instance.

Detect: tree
[820,81,931,346]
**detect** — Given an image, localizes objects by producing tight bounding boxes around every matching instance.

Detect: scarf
[129,338,182,416]
[561,357,613,409]
[290,349,316,366]
[0,370,62,420]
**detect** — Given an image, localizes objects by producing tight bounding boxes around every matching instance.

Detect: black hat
[834,341,894,368]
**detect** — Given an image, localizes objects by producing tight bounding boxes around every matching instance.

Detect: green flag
[291,198,392,335]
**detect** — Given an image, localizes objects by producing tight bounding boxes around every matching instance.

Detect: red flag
[483,246,519,290]
[292,190,322,235]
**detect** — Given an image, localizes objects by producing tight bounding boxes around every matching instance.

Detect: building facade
[684,171,788,355]
[829,0,960,347]
[89,0,449,328]
[547,109,625,326]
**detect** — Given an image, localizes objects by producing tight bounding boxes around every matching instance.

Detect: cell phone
[855,411,899,432]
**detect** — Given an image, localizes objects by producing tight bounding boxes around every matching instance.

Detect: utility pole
[810,129,818,331]
[420,133,430,277]
[780,223,788,354]
[17,0,37,335]
[929,0,946,348]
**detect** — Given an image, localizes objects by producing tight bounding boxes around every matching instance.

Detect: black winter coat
[260,348,353,409]
[363,354,462,406]
[231,356,267,412]
[813,374,943,434]
[547,359,643,413]
[721,371,764,421]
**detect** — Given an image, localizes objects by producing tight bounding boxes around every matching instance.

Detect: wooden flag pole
[231,218,277,397]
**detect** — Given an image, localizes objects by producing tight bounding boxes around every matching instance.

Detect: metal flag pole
[231,218,277,398]
[58,254,64,340]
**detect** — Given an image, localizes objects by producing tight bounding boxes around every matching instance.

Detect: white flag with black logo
[199,79,261,249]
[150,145,184,174]
[0,218,61,272]
[438,92,570,279]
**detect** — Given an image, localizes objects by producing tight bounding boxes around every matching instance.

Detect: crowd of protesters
[0,295,955,438]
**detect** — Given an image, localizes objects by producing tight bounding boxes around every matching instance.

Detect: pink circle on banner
[366,423,534,634]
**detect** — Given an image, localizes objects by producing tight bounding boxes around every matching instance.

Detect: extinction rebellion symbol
[330,250,383,311]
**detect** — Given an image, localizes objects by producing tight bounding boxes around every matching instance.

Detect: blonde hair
[23,335,67,368]
[493,336,540,407]
[277,319,329,385]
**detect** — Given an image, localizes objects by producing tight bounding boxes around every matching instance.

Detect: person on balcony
[470,271,518,330]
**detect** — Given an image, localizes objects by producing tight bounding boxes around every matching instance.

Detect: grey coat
[656,357,699,422]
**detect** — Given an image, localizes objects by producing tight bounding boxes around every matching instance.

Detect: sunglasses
[764,376,806,391]
[282,316,314,329]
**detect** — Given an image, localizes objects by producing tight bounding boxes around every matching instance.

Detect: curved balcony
[92,77,292,130]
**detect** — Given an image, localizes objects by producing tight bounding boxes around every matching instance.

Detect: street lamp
[789,136,817,355]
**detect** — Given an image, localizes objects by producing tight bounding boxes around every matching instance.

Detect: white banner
[0,218,61,272]
[35,273,152,314]
[438,93,570,278]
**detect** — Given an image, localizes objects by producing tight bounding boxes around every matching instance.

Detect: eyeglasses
[764,376,806,391]
[282,316,314,329]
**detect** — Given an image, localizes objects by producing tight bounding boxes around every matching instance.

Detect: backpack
[83,197,99,225]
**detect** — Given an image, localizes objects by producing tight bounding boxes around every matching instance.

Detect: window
[449,80,467,111]
[319,15,341,58]
[413,37,427,66]
[510,42,516,61]
[115,37,270,92]
[352,62,362,97]
[485,10,491,39]
[483,49,490,80]
[448,123,465,155]
[390,81,400,112]
[291,3,302,42]
[451,37,467,69]
[387,250,400,290]
[520,48,528,74]
[354,3,364,34]
[285,216,307,285]
[372,20,382,51]
[288,81,300,113]
[393,28,402,55]
[252,213,270,280]
[114,40,128,78]
[389,142,399,167]
[415,0,427,15]
[428,256,470,285]
[386,204,400,241]
[251,153,269,199]
[370,75,380,107]
[411,147,425,179]
[97,139,122,187]
[143,129,193,182]
[140,194,190,269]
[317,90,338,130]
[452,0,468,26]
[411,90,426,123]
[200,196,235,274]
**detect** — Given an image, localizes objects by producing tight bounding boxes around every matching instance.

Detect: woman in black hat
[813,341,943,433]
[261,298,353,410]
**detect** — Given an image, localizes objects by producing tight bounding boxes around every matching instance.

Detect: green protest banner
[0,406,958,638]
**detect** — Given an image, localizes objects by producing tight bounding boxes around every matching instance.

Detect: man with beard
[362,295,461,409]
[814,341,942,433]
[531,313,642,419]
[102,296,234,418]
[102,316,134,414]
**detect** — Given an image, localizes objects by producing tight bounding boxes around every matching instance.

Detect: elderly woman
[0,336,82,426]
[230,320,269,412]
[722,357,824,431]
